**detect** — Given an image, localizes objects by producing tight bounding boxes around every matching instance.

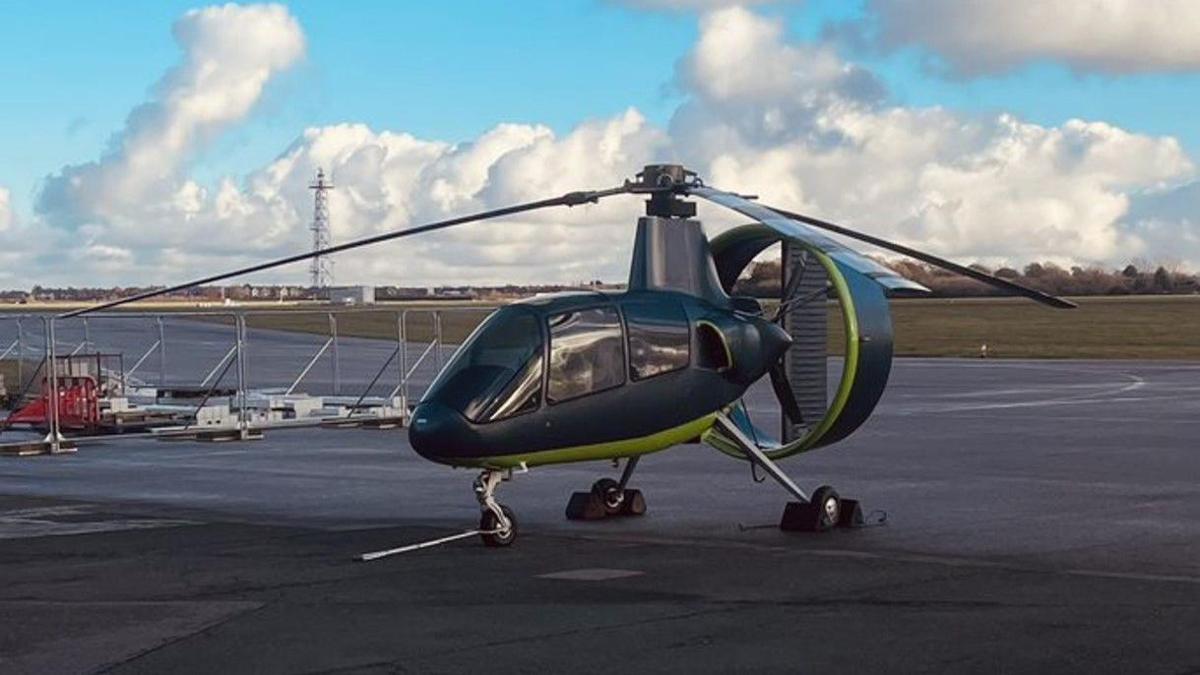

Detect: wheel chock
[837,498,865,529]
[565,491,607,520]
[780,498,867,532]
[620,489,647,516]
[779,501,821,531]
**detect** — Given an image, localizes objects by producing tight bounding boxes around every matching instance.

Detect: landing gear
[474,469,517,547]
[592,478,624,515]
[780,488,864,532]
[356,468,520,560]
[812,485,840,530]
[712,413,865,533]
[566,457,647,520]
[480,505,517,546]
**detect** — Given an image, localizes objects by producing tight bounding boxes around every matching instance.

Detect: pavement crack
[93,601,269,674]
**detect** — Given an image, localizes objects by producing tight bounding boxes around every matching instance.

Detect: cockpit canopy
[422,308,544,423]
[422,296,696,425]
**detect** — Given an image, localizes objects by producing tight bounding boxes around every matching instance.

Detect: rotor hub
[632,164,700,218]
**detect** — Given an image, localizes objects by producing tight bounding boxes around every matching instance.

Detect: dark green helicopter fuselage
[409,289,791,469]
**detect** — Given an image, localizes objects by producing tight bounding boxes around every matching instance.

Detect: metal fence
[0,306,494,454]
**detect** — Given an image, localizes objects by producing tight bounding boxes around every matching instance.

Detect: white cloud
[0,187,12,232]
[28,110,666,287]
[75,243,135,274]
[219,111,667,285]
[681,7,883,106]
[0,186,36,286]
[855,0,1200,76]
[673,8,1195,266]
[16,3,1200,288]
[37,3,304,227]
[1124,181,1200,267]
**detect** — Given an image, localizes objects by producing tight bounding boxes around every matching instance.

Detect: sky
[1,0,1199,288]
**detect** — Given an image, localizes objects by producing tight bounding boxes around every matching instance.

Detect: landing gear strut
[565,457,647,520]
[475,469,517,546]
[712,413,864,532]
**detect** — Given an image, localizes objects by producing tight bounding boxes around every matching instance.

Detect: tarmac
[0,318,1198,673]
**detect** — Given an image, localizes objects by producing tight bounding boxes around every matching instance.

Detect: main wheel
[809,485,840,532]
[591,478,624,516]
[480,505,517,547]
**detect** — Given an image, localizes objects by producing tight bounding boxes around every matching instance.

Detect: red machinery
[1,354,120,433]
[4,375,101,432]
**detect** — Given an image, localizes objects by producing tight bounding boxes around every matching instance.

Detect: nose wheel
[479,504,517,546]
[474,469,517,547]
[356,468,521,560]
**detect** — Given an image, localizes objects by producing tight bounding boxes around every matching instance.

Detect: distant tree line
[735,259,1200,298]
[2,280,620,303]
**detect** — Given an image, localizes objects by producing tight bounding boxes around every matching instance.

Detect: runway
[1,325,1198,671]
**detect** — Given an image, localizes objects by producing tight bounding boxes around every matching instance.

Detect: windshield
[422,309,543,423]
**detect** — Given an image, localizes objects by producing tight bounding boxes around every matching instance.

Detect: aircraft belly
[421,368,742,468]
[439,413,719,469]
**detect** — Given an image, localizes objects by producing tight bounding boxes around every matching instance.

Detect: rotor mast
[626,164,729,306]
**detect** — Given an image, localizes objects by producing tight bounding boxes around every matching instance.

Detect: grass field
[857,295,1200,359]
[227,296,1200,360]
[223,304,495,344]
[3,295,1198,359]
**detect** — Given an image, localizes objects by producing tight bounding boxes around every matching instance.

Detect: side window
[624,301,689,380]
[547,307,625,403]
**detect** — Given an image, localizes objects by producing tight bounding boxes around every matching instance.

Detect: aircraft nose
[408,401,465,461]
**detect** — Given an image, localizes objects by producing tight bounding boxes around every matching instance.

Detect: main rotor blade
[60,186,629,319]
[760,203,1077,310]
[767,361,804,425]
[688,186,930,295]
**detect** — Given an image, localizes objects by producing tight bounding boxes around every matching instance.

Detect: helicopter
[67,164,1073,551]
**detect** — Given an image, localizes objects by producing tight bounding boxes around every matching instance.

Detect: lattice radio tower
[308,168,334,289]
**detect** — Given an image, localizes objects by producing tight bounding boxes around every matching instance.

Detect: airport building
[328,285,376,305]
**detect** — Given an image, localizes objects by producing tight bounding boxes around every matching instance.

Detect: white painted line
[1067,569,1200,585]
[894,372,1149,414]
[0,519,197,539]
[0,506,91,518]
[537,568,644,581]
[0,505,196,540]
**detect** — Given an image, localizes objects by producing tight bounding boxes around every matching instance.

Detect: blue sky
[4,0,1198,218]
[1,1,1198,285]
